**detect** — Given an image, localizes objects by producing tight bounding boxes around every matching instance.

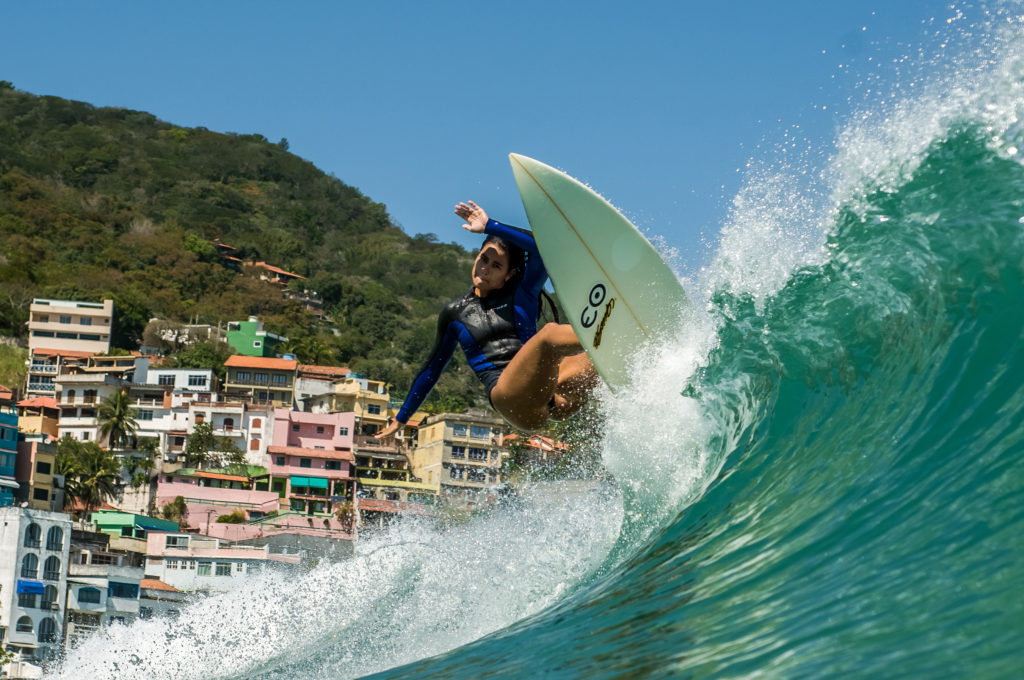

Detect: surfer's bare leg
[550,353,598,421]
[491,323,586,431]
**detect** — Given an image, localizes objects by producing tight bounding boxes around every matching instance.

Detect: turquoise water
[53,9,1024,680]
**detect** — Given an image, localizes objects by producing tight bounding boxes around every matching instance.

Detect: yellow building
[16,397,60,440]
[27,298,113,355]
[222,355,297,408]
[409,410,508,509]
[16,436,61,511]
[310,376,390,436]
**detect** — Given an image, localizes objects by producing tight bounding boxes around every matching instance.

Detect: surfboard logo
[580,284,607,328]
[593,298,615,349]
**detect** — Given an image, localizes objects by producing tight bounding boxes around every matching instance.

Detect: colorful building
[267,409,356,522]
[409,410,508,509]
[309,375,389,435]
[225,316,286,357]
[15,396,59,441]
[14,436,60,512]
[0,386,19,506]
[222,355,297,407]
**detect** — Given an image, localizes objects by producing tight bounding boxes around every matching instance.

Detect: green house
[225,316,287,357]
[92,510,179,540]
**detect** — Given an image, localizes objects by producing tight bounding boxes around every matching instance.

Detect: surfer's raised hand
[455,201,488,233]
[375,419,401,441]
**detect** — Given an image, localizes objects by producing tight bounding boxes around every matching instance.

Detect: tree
[161,496,188,523]
[123,437,158,488]
[184,421,217,468]
[98,390,138,450]
[57,437,121,520]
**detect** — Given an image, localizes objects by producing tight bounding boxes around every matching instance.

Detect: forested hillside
[0,83,484,409]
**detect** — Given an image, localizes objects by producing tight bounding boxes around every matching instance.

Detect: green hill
[0,82,483,409]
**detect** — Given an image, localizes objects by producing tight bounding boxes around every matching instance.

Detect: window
[38,315,48,323]
[271,374,286,385]
[25,523,41,548]
[38,617,57,643]
[188,374,207,387]
[251,418,262,429]
[235,371,251,382]
[80,316,92,326]
[194,413,205,423]
[215,563,232,576]
[165,535,189,550]
[21,554,38,578]
[108,582,139,599]
[275,456,285,466]
[42,585,57,609]
[77,585,100,602]
[79,333,101,341]
[367,404,381,415]
[300,458,312,468]
[16,616,33,633]
[250,438,260,451]
[137,410,154,421]
[197,562,212,576]
[291,424,300,432]
[166,559,179,570]
[325,461,341,471]
[339,427,348,436]
[36,461,52,475]
[120,527,133,537]
[139,607,153,620]
[43,556,61,580]
[467,468,487,483]
[254,372,268,384]
[451,446,465,458]
[468,448,488,461]
[253,340,262,348]
[59,315,71,324]
[33,488,49,501]
[223,417,234,432]
[452,423,467,437]
[81,432,91,441]
[158,374,175,386]
[470,425,490,439]
[449,466,464,480]
[18,592,37,609]
[32,330,55,338]
[316,426,325,434]
[235,563,245,573]
[45,527,63,551]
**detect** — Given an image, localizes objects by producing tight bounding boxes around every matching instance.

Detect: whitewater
[52,6,1024,679]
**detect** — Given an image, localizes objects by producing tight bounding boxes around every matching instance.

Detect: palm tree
[57,437,121,520]
[98,390,138,451]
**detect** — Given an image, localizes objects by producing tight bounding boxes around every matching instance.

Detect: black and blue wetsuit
[395,220,547,423]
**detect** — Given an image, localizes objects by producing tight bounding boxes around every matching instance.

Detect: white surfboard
[509,153,689,392]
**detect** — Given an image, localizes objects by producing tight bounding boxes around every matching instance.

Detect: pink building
[268,409,356,525]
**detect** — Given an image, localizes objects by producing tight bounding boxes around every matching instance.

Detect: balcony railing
[27,382,56,393]
[28,364,58,374]
[229,377,293,388]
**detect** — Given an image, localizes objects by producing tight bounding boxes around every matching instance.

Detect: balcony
[27,382,56,393]
[228,377,293,388]
[28,364,58,374]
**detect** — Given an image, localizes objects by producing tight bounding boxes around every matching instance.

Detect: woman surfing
[377,201,598,437]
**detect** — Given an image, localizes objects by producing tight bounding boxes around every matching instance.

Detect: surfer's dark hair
[480,234,526,284]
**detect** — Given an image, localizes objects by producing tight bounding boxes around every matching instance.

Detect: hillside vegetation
[0,83,484,408]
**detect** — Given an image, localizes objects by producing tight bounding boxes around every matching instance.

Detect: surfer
[377,201,598,437]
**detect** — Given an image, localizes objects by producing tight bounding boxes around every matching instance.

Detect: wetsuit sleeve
[485,219,548,296]
[395,305,459,423]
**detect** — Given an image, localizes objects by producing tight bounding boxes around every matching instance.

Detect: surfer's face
[472,245,514,296]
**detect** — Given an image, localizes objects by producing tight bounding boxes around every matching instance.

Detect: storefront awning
[17,580,44,595]
[290,475,328,489]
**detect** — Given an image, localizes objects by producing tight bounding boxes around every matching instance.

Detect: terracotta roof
[17,396,59,409]
[268,445,354,462]
[31,348,95,358]
[245,262,306,279]
[0,385,12,400]
[224,355,297,370]
[170,470,251,482]
[140,579,180,592]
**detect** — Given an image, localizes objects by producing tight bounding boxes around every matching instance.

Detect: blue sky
[1,1,957,271]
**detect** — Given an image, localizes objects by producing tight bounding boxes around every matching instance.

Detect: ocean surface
[52,8,1024,680]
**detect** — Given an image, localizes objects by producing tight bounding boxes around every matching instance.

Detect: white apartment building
[54,373,123,444]
[144,533,299,594]
[27,298,113,356]
[143,368,217,401]
[0,507,72,671]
